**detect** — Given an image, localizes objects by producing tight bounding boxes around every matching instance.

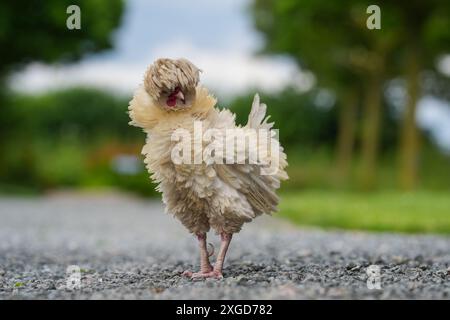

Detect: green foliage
[34,141,87,188]
[0,87,159,196]
[0,87,447,195]
[251,0,450,190]
[9,87,140,142]
[227,88,400,152]
[282,146,450,191]
[0,0,124,74]
[280,190,450,234]
[0,0,125,192]
[252,0,450,81]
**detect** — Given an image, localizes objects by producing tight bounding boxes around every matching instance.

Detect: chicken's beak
[176,90,185,102]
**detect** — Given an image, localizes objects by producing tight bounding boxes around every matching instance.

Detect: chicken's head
[144,58,201,111]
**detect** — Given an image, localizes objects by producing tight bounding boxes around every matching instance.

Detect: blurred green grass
[279,191,450,234]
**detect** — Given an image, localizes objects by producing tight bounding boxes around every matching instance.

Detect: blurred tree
[0,0,124,75]
[251,0,358,186]
[251,0,397,189]
[0,0,124,181]
[3,86,441,193]
[251,0,450,190]
[422,72,450,102]
[1,87,146,192]
[378,0,450,190]
[10,88,138,142]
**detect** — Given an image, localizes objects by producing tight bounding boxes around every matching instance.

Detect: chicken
[128,58,288,278]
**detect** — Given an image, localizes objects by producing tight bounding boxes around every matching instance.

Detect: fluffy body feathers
[129,83,288,235]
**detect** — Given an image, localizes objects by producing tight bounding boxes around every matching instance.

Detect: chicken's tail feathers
[207,242,215,257]
[246,93,273,129]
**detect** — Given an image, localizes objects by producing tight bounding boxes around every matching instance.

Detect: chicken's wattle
[166,87,181,107]
[166,96,177,107]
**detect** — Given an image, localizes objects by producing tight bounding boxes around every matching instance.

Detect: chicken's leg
[182,233,213,277]
[212,232,232,278]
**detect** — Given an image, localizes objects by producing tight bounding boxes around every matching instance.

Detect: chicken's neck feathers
[128,85,217,131]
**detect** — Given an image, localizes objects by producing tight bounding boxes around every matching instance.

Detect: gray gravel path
[0,191,449,299]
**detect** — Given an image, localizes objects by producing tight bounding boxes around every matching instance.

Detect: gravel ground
[0,191,449,299]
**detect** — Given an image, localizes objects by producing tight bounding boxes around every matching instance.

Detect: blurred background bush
[0,0,449,233]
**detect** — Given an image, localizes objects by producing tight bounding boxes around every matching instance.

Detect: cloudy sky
[9,0,450,151]
[11,0,309,97]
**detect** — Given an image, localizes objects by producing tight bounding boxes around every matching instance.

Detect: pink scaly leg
[182,233,213,277]
[211,233,233,279]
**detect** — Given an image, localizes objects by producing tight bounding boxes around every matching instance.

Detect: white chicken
[128,58,288,278]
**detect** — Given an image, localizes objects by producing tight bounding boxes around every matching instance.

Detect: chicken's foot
[182,233,213,277]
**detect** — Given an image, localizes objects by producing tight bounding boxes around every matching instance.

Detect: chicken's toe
[191,270,223,279]
[182,270,193,277]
